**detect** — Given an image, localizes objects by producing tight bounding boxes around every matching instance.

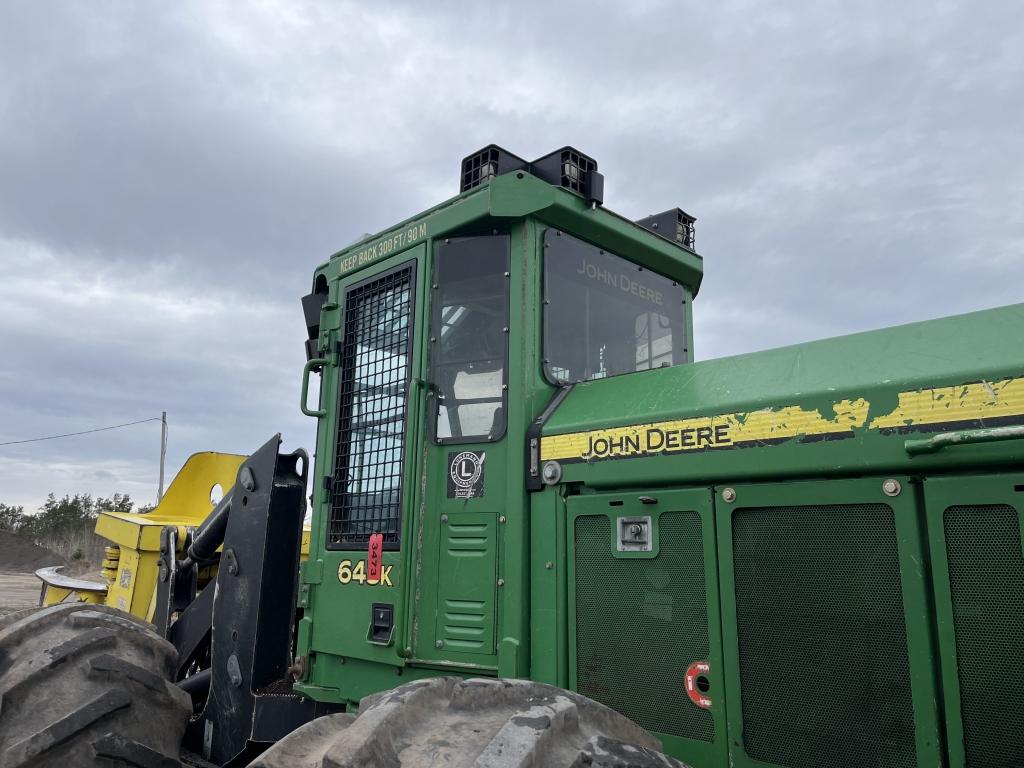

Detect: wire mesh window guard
[328,262,415,550]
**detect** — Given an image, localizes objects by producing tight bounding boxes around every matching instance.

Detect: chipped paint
[869,377,1024,431]
[542,377,1024,463]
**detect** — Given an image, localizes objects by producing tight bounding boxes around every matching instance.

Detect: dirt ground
[0,530,66,620]
[0,530,66,571]
[0,571,43,620]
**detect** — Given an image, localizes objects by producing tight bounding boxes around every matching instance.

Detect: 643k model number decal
[337,558,394,586]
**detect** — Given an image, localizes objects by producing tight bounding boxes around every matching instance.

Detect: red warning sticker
[685,660,712,709]
[367,533,383,582]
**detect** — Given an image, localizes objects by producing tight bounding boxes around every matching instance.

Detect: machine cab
[294,145,703,704]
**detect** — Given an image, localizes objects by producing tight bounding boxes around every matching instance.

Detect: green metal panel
[529,489,569,688]
[923,472,1024,768]
[434,513,497,655]
[566,489,728,767]
[716,477,943,768]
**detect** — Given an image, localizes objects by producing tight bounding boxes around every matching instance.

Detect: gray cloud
[0,0,1021,510]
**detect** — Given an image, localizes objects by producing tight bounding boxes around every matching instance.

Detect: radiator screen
[574,511,714,742]
[944,504,1024,768]
[732,504,916,768]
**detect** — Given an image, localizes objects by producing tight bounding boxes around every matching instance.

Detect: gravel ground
[0,571,42,620]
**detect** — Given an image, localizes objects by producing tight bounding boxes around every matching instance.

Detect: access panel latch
[617,516,652,552]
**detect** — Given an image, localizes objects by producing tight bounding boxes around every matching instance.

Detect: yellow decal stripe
[541,378,1024,463]
[541,399,868,462]
[869,378,1024,430]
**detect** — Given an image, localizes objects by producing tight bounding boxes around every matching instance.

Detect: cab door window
[430,235,510,443]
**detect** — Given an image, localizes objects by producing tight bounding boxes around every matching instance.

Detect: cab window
[430,235,510,442]
[543,230,687,384]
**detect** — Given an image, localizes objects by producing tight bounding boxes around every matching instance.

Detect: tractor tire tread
[246,677,690,768]
[92,733,182,768]
[0,604,190,768]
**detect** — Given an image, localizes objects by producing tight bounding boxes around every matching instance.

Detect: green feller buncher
[2,145,1022,767]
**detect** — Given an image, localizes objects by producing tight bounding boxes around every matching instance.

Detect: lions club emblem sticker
[447,451,485,499]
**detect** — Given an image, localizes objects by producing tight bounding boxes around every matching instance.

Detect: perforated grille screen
[574,512,714,742]
[732,504,916,768]
[328,264,414,549]
[944,504,1024,767]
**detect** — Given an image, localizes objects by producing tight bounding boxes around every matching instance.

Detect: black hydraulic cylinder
[178,667,212,704]
[182,491,233,567]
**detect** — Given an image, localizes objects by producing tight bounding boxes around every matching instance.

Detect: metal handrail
[904,425,1024,455]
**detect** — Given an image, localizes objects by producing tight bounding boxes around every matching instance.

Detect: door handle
[300,358,329,417]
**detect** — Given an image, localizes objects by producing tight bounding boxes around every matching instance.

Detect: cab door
[414,234,511,668]
[305,245,428,681]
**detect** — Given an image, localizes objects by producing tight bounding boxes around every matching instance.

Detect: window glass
[544,230,687,384]
[431,235,509,442]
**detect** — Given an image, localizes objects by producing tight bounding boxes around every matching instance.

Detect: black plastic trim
[525,384,575,491]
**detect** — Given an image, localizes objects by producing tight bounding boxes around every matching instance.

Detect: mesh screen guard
[732,504,917,768]
[574,512,714,742]
[944,504,1024,767]
[328,263,415,549]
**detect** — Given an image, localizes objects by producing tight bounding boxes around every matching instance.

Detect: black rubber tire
[0,603,192,767]
[247,676,689,768]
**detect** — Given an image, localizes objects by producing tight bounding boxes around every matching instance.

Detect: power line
[0,417,163,447]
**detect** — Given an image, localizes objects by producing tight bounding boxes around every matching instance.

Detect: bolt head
[722,487,737,503]
[497,578,505,587]
[882,479,902,497]
[435,640,444,649]
[240,466,256,492]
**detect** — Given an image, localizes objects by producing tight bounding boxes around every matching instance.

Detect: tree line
[0,493,150,543]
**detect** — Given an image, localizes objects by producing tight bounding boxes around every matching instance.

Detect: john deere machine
[3,145,1022,768]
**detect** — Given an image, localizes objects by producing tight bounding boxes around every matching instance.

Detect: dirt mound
[0,530,66,572]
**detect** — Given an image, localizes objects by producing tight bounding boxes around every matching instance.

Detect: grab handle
[904,425,1024,455]
[300,358,329,417]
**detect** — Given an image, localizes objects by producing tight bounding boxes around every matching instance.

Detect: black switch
[371,603,393,644]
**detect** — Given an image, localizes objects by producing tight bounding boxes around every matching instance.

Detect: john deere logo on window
[448,451,485,499]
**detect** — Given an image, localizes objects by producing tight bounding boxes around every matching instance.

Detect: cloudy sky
[0,1,1021,512]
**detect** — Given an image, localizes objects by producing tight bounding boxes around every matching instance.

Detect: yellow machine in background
[35,451,311,620]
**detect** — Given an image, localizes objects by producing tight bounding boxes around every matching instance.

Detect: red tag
[367,533,383,583]
[685,660,713,709]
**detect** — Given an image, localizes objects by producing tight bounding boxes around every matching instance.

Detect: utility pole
[157,411,167,503]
